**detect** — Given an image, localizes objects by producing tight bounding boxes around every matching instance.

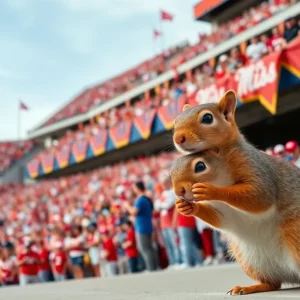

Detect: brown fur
[172,89,300,295]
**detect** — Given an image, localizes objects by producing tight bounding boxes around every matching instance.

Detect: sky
[0,0,210,141]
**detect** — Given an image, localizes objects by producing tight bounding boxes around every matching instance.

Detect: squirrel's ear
[182,104,191,112]
[218,90,237,121]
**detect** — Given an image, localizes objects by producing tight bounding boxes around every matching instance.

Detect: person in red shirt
[154,178,181,268]
[121,219,139,273]
[173,210,203,268]
[101,230,118,277]
[0,242,18,286]
[17,239,41,286]
[50,241,67,281]
[35,239,51,283]
[267,27,286,52]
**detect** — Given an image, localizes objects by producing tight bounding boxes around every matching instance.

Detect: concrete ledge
[2,264,300,300]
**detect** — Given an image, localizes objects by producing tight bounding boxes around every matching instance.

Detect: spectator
[125,181,158,272]
[273,144,286,158]
[64,225,85,279]
[283,17,300,43]
[17,238,41,286]
[228,48,246,72]
[154,178,181,269]
[50,241,67,281]
[173,210,203,268]
[121,219,140,273]
[35,239,51,283]
[100,230,118,277]
[86,222,101,277]
[114,218,129,275]
[267,27,286,52]
[215,54,229,79]
[0,242,18,286]
[285,140,300,167]
[246,36,268,62]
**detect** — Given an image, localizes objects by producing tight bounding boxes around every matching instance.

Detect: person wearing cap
[17,238,41,286]
[85,222,101,277]
[124,181,158,272]
[273,144,286,158]
[0,242,18,286]
[49,241,67,282]
[285,140,300,168]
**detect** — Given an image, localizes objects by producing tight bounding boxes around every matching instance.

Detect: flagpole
[160,14,165,53]
[17,99,21,141]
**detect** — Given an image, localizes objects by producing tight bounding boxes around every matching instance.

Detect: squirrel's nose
[175,134,186,145]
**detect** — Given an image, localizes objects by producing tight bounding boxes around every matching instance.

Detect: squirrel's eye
[195,162,206,173]
[201,113,213,124]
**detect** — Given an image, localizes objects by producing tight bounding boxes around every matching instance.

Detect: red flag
[160,10,174,21]
[153,29,162,39]
[20,101,29,111]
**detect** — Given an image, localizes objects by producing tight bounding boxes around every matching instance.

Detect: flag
[160,10,174,21]
[153,29,162,39]
[20,101,29,111]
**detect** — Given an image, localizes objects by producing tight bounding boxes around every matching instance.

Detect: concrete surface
[1,263,300,300]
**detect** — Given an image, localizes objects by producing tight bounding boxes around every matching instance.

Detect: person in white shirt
[246,36,268,62]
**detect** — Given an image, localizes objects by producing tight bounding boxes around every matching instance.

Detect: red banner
[189,77,229,106]
[189,52,281,115]
[281,38,300,78]
[134,109,156,140]
[56,146,70,169]
[41,153,54,174]
[26,159,40,178]
[89,130,108,156]
[157,97,186,130]
[72,139,88,163]
[109,121,132,149]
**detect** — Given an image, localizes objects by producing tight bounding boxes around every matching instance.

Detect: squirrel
[171,90,300,295]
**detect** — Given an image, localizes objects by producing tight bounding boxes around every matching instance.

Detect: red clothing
[51,252,67,274]
[125,228,139,258]
[178,214,196,228]
[38,248,51,271]
[103,238,118,262]
[18,251,40,276]
[201,228,215,257]
[160,207,174,229]
[0,257,18,283]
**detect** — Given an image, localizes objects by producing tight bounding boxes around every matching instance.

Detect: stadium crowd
[0,140,300,286]
[0,141,34,173]
[40,13,300,157]
[42,0,295,127]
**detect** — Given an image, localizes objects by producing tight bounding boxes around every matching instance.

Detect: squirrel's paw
[192,183,220,201]
[226,283,280,296]
[175,199,195,216]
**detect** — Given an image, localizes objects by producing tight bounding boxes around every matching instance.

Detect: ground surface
[2,263,300,300]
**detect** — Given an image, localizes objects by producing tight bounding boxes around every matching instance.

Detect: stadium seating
[40,0,293,127]
[0,141,34,173]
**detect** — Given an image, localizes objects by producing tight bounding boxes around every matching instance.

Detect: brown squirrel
[171,90,300,295]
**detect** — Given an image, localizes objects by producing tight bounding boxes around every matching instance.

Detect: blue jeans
[128,257,139,273]
[54,274,65,281]
[38,270,51,283]
[162,228,181,265]
[19,274,39,286]
[178,227,203,267]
